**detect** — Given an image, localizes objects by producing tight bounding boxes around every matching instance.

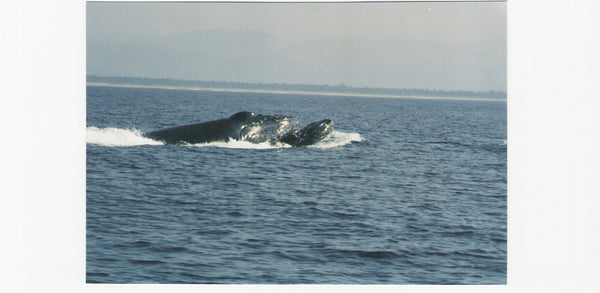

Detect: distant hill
[86,75,507,100]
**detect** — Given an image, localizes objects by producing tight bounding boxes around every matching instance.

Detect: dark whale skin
[144,117,241,144]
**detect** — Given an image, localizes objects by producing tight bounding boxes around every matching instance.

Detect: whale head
[282,119,334,146]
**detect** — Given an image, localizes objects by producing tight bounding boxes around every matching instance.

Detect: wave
[86,127,361,149]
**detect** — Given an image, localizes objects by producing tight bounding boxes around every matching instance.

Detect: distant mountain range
[87,75,507,100]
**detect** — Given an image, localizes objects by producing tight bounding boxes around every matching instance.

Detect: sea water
[86,85,506,284]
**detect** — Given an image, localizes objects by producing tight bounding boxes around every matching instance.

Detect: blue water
[86,85,506,284]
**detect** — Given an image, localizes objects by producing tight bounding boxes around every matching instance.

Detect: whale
[144,111,334,146]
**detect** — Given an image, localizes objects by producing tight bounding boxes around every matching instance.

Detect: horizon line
[86,75,507,95]
[86,81,507,103]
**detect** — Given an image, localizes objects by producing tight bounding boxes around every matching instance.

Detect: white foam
[86,126,164,146]
[191,131,361,149]
[309,131,364,149]
[187,139,291,150]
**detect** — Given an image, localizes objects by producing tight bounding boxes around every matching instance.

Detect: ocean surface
[86,85,507,284]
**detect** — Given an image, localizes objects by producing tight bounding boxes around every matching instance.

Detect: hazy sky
[87,2,506,91]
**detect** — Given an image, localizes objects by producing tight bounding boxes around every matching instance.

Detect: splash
[187,140,291,150]
[86,127,361,149]
[309,131,363,149]
[188,130,362,149]
[86,126,164,146]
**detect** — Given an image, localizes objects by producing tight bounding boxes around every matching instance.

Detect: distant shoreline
[87,82,507,102]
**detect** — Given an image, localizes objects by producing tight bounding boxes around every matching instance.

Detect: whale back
[144,118,241,144]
